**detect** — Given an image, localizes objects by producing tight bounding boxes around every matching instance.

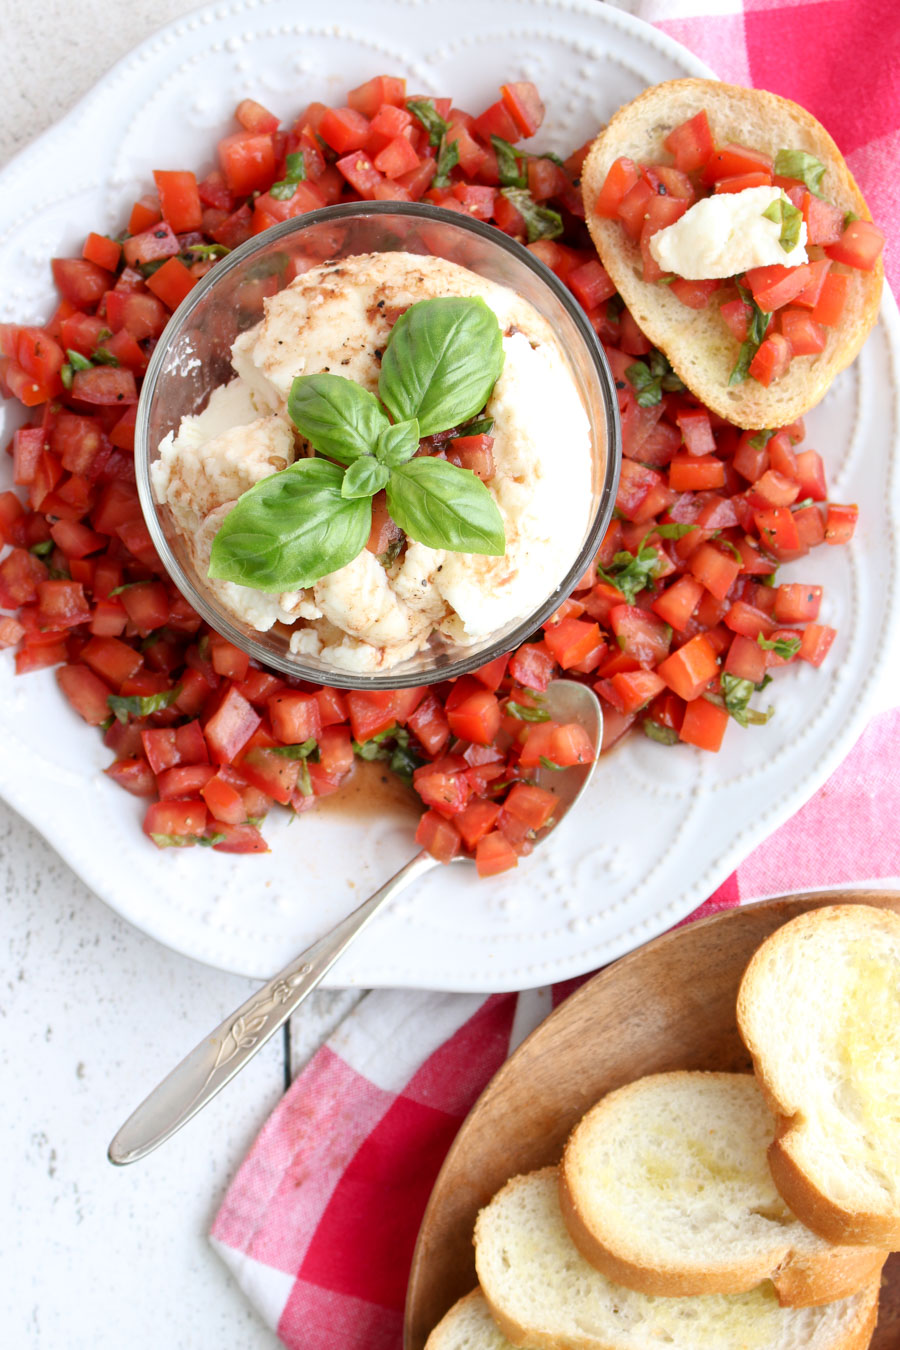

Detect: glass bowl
[135,202,621,690]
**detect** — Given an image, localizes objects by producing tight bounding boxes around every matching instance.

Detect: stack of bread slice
[424,904,900,1350]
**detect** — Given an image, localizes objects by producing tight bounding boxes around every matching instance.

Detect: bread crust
[581,78,883,429]
[558,1071,886,1306]
[738,905,900,1249]
[476,1168,882,1350]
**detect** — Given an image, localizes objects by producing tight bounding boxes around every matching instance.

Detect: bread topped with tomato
[581,79,884,430]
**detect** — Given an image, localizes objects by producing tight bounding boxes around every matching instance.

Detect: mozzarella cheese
[649,187,808,280]
[154,252,593,672]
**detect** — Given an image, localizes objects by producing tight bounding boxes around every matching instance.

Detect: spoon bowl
[108,680,602,1165]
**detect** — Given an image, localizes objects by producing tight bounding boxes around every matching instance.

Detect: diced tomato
[754,505,801,555]
[825,219,884,271]
[651,575,704,631]
[724,601,777,641]
[143,799,207,844]
[657,634,719,701]
[415,810,462,863]
[82,233,122,271]
[792,258,832,310]
[663,111,714,173]
[406,692,451,756]
[268,691,322,745]
[602,669,666,715]
[748,334,792,387]
[475,831,518,877]
[801,194,844,246]
[508,642,556,692]
[669,453,725,492]
[319,106,371,154]
[105,757,157,798]
[455,799,502,851]
[745,264,813,312]
[594,157,640,218]
[679,697,729,752]
[201,773,247,824]
[616,178,654,241]
[81,635,142,687]
[211,823,269,854]
[105,290,168,340]
[146,257,197,310]
[152,170,203,233]
[346,690,396,743]
[811,273,849,327]
[71,367,138,406]
[543,617,603,670]
[669,278,719,310]
[824,503,859,545]
[702,143,773,184]
[747,469,801,509]
[346,75,406,118]
[724,633,769,684]
[473,97,521,144]
[714,171,773,193]
[503,783,556,830]
[56,663,112,725]
[121,582,169,636]
[779,308,826,356]
[218,131,277,194]
[51,258,112,309]
[204,686,261,765]
[548,722,594,767]
[798,624,837,667]
[446,689,502,746]
[676,408,715,457]
[608,606,672,665]
[688,543,742,600]
[413,764,470,818]
[157,764,216,800]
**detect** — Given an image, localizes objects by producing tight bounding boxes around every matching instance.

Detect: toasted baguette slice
[474,1168,879,1350]
[425,1290,516,1350]
[559,1072,886,1304]
[581,79,883,429]
[738,904,900,1247]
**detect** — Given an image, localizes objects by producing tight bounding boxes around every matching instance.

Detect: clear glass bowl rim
[134,199,622,689]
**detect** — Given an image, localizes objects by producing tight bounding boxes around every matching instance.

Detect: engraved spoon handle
[108,848,441,1165]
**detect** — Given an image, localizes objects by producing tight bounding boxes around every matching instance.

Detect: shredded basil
[774,149,826,198]
[643,720,679,745]
[538,757,565,771]
[757,632,802,660]
[625,350,685,407]
[499,187,563,243]
[432,135,460,188]
[406,98,449,147]
[269,151,308,200]
[506,701,550,723]
[491,135,527,188]
[749,428,775,450]
[352,724,424,785]
[457,416,494,438]
[729,285,771,386]
[269,739,320,760]
[66,349,93,371]
[762,195,803,252]
[107,685,183,723]
[719,674,775,728]
[29,540,54,557]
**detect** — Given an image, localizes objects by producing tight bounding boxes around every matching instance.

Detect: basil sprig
[729,285,772,386]
[492,135,527,189]
[269,152,307,201]
[774,149,826,198]
[433,136,460,188]
[499,188,563,242]
[625,350,685,407]
[762,194,803,252]
[108,686,183,723]
[406,99,449,146]
[209,297,507,591]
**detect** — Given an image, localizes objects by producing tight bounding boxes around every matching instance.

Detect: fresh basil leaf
[107,581,143,596]
[433,135,460,188]
[749,428,774,450]
[388,741,425,784]
[643,721,679,745]
[29,539,55,556]
[269,739,319,759]
[269,182,298,201]
[375,418,420,468]
[458,416,494,437]
[60,364,73,389]
[728,292,771,386]
[150,833,199,848]
[92,347,120,367]
[499,187,563,243]
[406,98,449,147]
[387,457,505,555]
[66,349,93,371]
[296,759,313,797]
[757,632,802,660]
[844,210,859,229]
[379,296,504,437]
[197,833,227,847]
[654,522,696,540]
[208,458,371,590]
[108,685,183,724]
[378,535,405,568]
[491,135,527,188]
[288,373,390,465]
[625,349,684,407]
[774,149,826,198]
[341,456,390,500]
[506,701,551,723]
[720,673,775,728]
[596,545,660,604]
[269,151,307,200]
[183,242,230,259]
[717,537,743,564]
[538,756,565,771]
[762,195,803,252]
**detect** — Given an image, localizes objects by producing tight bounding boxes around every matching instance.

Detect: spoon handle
[108,848,439,1165]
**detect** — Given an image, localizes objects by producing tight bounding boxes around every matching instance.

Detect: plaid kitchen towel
[211,3,900,1345]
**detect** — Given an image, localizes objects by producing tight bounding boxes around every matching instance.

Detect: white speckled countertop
[0,10,363,1346]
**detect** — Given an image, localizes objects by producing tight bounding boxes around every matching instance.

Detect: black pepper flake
[373,348,383,361]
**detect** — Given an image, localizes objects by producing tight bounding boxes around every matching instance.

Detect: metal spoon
[108,680,602,1165]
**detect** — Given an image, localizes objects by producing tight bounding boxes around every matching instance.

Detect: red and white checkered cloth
[210,4,900,1345]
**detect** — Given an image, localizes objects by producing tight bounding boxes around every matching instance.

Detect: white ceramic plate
[1,0,898,989]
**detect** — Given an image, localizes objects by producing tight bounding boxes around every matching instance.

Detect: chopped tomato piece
[446,689,502,746]
[218,131,277,194]
[475,830,518,877]
[748,334,792,387]
[679,697,729,752]
[657,634,719,701]
[744,264,813,312]
[153,170,203,233]
[57,664,113,725]
[798,624,837,667]
[594,157,640,218]
[663,111,714,173]
[824,503,858,545]
[204,687,261,765]
[825,219,884,270]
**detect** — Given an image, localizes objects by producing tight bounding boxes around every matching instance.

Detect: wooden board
[404,890,900,1350]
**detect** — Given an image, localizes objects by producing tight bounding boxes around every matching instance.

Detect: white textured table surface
[0,8,362,1346]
